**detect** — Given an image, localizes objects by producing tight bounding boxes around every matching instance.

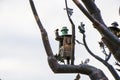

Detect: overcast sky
[0,0,119,80]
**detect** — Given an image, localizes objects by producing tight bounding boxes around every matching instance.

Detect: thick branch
[48,56,108,80]
[73,0,120,63]
[82,0,120,63]
[29,0,53,57]
[29,0,108,80]
[73,0,120,46]
[81,0,106,26]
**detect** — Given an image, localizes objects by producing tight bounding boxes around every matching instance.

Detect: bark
[48,56,108,80]
[29,0,108,80]
[73,0,120,62]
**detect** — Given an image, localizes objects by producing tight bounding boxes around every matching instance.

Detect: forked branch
[73,0,120,64]
[29,0,108,80]
[73,0,120,46]
[82,32,120,80]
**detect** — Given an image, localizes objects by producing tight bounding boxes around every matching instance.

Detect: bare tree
[29,0,120,80]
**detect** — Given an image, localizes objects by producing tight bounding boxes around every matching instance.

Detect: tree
[29,0,120,80]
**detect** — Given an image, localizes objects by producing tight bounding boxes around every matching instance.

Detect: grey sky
[0,0,119,80]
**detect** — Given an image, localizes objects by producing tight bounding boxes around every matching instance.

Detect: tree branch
[81,0,106,26]
[82,33,120,80]
[29,0,108,80]
[72,0,120,46]
[105,52,111,62]
[65,0,75,65]
[29,0,53,57]
[72,0,120,63]
[48,56,108,80]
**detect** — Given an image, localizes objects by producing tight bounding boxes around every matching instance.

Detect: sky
[0,0,119,80]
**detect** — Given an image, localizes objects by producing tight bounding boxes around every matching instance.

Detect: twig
[98,41,111,61]
[65,0,75,65]
[105,52,111,62]
[82,33,120,80]
[73,0,120,46]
